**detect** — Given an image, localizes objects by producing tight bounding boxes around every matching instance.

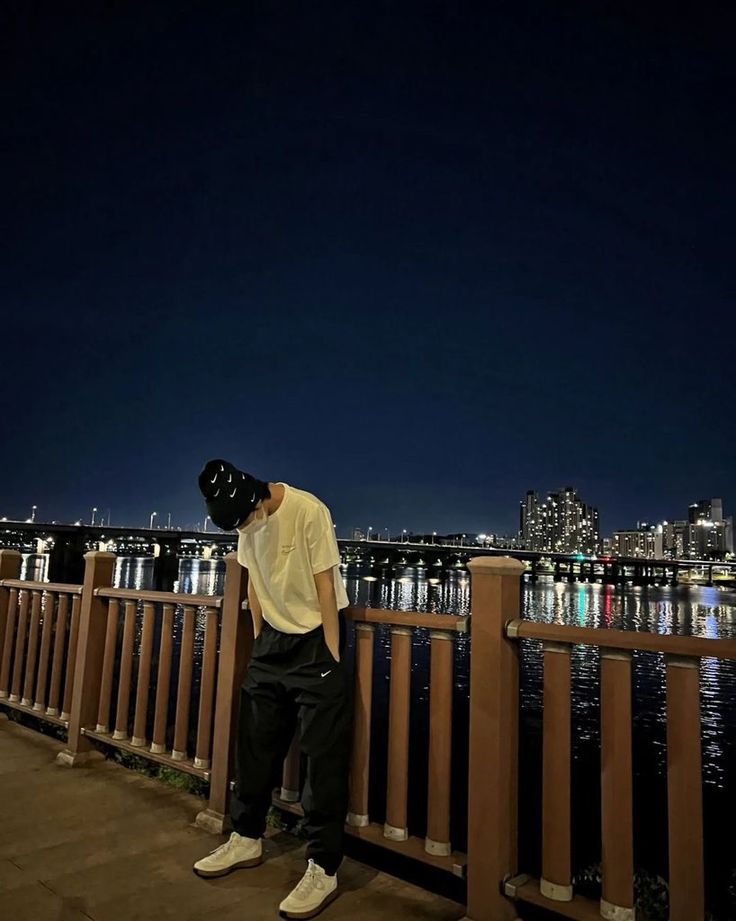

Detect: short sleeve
[305,504,340,574]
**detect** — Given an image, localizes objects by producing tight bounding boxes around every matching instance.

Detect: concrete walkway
[0,717,466,921]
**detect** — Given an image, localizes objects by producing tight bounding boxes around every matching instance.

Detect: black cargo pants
[229,610,352,875]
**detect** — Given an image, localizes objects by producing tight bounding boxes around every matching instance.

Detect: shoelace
[293,860,325,897]
[209,832,239,857]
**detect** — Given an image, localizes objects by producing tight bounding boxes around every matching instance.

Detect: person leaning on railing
[192,459,351,919]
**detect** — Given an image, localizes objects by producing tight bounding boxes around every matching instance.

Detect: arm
[247,576,264,639]
[314,568,340,662]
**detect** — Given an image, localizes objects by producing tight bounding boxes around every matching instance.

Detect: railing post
[384,625,413,841]
[541,642,573,901]
[425,628,455,856]
[56,551,116,766]
[0,550,22,718]
[347,621,375,827]
[600,650,635,920]
[463,557,525,921]
[666,654,705,921]
[196,551,251,834]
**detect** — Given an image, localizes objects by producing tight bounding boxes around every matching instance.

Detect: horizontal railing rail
[1,578,83,595]
[346,605,468,632]
[95,586,222,608]
[506,617,736,660]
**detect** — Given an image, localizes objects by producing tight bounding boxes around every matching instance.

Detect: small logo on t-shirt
[320,670,332,678]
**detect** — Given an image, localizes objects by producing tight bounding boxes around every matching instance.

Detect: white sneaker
[279,859,338,918]
[193,831,262,878]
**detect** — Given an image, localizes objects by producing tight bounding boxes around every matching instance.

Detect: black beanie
[197,459,270,531]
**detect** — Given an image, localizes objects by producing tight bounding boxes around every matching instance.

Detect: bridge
[339,540,736,587]
[0,521,236,588]
[1,521,735,590]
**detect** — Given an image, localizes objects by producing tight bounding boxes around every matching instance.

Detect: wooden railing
[0,549,247,789]
[0,547,470,873]
[0,550,83,725]
[464,556,729,921]
[81,587,223,773]
[0,548,723,919]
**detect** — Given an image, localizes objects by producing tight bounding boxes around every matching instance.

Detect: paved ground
[0,716,466,921]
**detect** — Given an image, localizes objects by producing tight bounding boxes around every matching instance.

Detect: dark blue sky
[2,2,734,536]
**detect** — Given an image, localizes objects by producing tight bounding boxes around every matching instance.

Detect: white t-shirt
[236,482,350,634]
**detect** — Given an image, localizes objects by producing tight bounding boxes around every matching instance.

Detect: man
[193,459,352,919]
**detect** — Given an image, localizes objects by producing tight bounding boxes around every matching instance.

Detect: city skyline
[3,4,733,536]
[3,488,732,555]
[611,497,734,561]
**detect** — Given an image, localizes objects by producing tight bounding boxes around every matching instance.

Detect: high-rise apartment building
[662,520,688,559]
[519,487,600,554]
[612,523,663,559]
[686,498,733,558]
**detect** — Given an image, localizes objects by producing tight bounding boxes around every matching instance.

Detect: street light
[166,512,172,530]
[384,527,390,541]
[367,526,373,542]
[402,529,407,543]
[149,511,158,529]
[432,531,437,544]
[31,505,37,523]
[203,515,210,532]
[91,507,97,526]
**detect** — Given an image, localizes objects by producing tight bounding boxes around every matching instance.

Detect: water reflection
[20,554,48,582]
[114,556,154,591]
[176,559,224,596]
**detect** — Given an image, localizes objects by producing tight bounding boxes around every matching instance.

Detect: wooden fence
[0,548,725,920]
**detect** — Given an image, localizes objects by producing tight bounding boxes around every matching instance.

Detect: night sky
[2,2,734,537]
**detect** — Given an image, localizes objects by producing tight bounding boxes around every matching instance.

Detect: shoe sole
[193,855,263,878]
[279,887,338,919]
